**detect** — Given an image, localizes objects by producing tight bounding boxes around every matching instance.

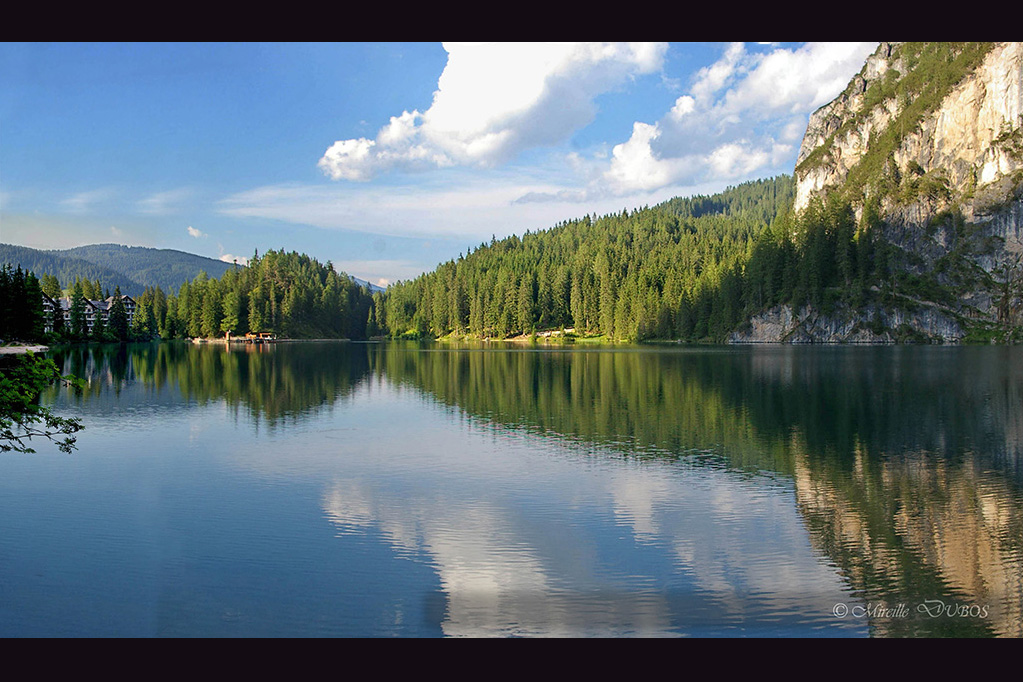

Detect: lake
[2,341,1021,637]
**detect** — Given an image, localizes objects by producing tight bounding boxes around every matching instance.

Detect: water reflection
[31,341,1023,637]
[320,462,855,637]
[794,442,1023,636]
[370,343,1023,637]
[45,341,371,427]
[323,478,680,638]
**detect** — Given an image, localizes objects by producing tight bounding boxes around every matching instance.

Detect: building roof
[54,294,134,312]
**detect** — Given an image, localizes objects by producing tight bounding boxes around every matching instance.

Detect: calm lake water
[2,341,1021,637]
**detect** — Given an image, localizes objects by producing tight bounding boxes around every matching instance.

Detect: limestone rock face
[729,303,965,344]
[756,43,1023,343]
[794,43,901,211]
[794,42,1023,216]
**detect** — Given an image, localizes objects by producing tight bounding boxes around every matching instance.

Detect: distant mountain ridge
[62,243,237,292]
[0,242,385,297]
[0,243,235,297]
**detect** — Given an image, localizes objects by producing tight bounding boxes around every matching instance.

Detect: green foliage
[994,123,1023,161]
[0,265,46,343]
[0,352,84,453]
[0,243,145,297]
[960,321,1003,344]
[2,248,377,345]
[39,273,62,300]
[374,165,1000,345]
[69,280,88,340]
[0,243,239,298]
[108,286,129,342]
[164,250,374,340]
[894,323,929,343]
[90,304,109,341]
[375,173,963,344]
[377,177,796,343]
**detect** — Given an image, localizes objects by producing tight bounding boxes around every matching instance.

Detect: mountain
[0,242,235,297]
[732,41,1023,343]
[350,275,386,293]
[60,244,236,293]
[1,242,386,298]
[794,43,1021,216]
[0,243,150,297]
[374,42,1022,345]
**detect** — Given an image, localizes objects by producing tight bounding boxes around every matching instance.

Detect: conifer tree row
[4,249,376,343]
[0,264,46,342]
[164,249,374,340]
[374,175,933,342]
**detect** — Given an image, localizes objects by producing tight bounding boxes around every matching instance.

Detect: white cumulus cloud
[318,42,668,182]
[599,42,878,195]
[603,122,690,193]
[186,225,206,239]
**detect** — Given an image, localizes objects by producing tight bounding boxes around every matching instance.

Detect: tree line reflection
[370,343,1023,636]
[42,341,1023,636]
[45,341,372,428]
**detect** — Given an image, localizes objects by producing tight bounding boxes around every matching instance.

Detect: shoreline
[190,337,351,344]
[0,344,50,355]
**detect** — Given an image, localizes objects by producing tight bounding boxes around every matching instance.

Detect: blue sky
[0,42,878,287]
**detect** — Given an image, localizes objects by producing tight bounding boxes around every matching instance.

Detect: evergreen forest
[2,250,375,344]
[373,175,943,342]
[5,172,1018,346]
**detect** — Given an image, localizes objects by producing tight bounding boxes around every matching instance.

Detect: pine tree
[221,288,243,337]
[40,273,62,300]
[69,280,87,340]
[200,283,223,338]
[108,286,129,342]
[131,291,154,341]
[91,305,108,341]
[50,297,67,340]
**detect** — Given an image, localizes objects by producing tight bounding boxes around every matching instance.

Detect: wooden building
[42,293,137,334]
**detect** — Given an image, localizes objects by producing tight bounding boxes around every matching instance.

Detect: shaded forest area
[2,250,375,343]
[374,175,938,342]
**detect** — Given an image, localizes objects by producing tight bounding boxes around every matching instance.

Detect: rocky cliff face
[740,43,1023,344]
[729,302,965,344]
[795,42,1023,216]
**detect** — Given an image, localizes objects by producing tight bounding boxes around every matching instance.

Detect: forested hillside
[373,173,964,343]
[147,249,375,341]
[0,243,144,297]
[60,244,234,292]
[2,247,374,344]
[376,177,813,341]
[375,42,1023,345]
[0,243,236,297]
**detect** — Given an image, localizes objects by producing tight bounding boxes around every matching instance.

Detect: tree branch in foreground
[0,351,84,454]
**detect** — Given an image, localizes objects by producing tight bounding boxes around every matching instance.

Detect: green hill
[375,176,795,341]
[0,243,145,296]
[0,243,234,297]
[58,244,234,292]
